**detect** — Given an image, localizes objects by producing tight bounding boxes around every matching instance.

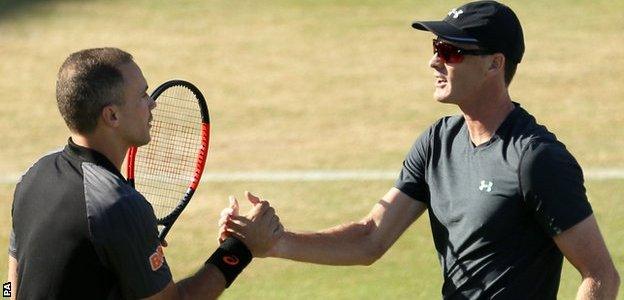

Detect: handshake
[217,191,284,258]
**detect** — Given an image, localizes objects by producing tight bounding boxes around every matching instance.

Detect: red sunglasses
[432,39,494,63]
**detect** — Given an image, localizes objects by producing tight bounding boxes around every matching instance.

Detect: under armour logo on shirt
[448,8,464,19]
[479,180,493,192]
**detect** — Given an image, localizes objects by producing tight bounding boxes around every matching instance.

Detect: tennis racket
[126,79,210,242]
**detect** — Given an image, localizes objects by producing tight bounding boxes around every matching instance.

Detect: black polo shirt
[395,103,592,299]
[10,138,171,299]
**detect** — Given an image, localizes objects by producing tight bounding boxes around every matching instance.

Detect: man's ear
[489,53,505,72]
[101,104,120,128]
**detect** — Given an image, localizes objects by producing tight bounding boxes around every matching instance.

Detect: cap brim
[412,21,479,44]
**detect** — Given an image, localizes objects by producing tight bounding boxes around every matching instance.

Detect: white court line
[584,169,624,180]
[201,170,399,182]
[1,169,624,184]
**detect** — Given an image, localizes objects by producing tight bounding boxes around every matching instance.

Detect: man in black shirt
[9,48,283,299]
[221,1,619,299]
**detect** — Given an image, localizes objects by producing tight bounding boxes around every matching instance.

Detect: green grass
[1,0,623,173]
[1,179,622,298]
[1,0,623,298]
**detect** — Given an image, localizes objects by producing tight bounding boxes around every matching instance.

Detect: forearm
[270,191,427,266]
[576,273,620,300]
[168,238,253,300]
[8,256,18,300]
[176,264,226,300]
[272,219,383,265]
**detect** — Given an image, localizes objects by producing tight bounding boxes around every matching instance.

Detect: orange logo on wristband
[223,255,240,266]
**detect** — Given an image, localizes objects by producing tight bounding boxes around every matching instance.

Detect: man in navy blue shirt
[10,48,283,299]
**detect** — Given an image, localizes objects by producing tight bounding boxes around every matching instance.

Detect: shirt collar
[493,101,526,139]
[64,137,126,181]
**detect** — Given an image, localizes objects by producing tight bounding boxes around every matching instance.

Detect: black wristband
[206,237,253,287]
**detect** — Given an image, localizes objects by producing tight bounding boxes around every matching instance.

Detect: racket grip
[157,187,195,242]
[158,224,173,242]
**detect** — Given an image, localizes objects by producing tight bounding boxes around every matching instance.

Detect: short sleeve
[88,193,172,299]
[394,128,431,203]
[10,183,19,258]
[8,229,16,258]
[519,140,593,236]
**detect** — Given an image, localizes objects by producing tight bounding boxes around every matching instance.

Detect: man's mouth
[435,76,447,87]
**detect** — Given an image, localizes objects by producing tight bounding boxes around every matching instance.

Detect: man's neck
[459,91,515,147]
[71,133,128,171]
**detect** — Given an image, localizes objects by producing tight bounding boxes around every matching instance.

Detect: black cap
[412,1,524,63]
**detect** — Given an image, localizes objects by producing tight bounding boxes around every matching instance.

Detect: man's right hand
[218,191,283,257]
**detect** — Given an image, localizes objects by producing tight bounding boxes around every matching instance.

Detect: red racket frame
[126,80,210,241]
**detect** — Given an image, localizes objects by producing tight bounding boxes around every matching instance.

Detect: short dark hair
[504,60,518,87]
[56,48,133,134]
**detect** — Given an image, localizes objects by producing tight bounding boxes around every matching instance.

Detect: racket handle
[157,187,195,242]
[158,224,173,242]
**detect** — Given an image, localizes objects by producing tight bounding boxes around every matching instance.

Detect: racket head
[126,79,210,239]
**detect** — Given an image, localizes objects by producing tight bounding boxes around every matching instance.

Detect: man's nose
[429,53,443,69]
[149,96,157,109]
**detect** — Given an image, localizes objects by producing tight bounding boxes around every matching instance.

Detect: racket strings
[134,85,204,220]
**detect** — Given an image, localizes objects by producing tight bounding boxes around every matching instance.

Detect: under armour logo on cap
[448,8,464,19]
[411,1,525,63]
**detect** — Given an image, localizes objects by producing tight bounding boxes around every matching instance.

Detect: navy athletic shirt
[10,138,171,299]
[395,103,592,299]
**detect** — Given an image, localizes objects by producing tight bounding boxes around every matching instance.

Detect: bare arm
[144,194,283,300]
[143,265,226,300]
[553,215,620,300]
[269,187,427,265]
[8,255,17,300]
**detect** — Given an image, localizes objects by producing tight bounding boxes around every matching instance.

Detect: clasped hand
[218,191,283,257]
